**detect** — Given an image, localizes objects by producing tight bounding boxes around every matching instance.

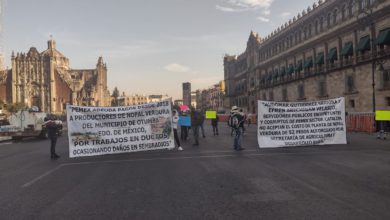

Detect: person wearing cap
[172,110,183,151]
[44,115,61,159]
[229,106,245,151]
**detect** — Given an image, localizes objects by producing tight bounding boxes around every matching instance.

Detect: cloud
[216,0,274,12]
[262,9,271,15]
[216,5,241,12]
[281,12,291,18]
[256,16,270,22]
[164,63,190,73]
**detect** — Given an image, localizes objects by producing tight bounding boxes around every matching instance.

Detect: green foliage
[6,102,27,113]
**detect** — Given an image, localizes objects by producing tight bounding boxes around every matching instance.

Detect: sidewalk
[0,136,11,142]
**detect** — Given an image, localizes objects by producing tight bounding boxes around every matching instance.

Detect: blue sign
[178,116,191,126]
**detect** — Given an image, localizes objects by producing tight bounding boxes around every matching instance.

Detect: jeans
[50,137,57,156]
[192,125,200,144]
[181,126,188,140]
[212,125,219,135]
[173,129,181,147]
[233,128,242,149]
[200,124,205,137]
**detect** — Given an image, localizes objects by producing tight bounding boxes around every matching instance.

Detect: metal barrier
[346,112,376,133]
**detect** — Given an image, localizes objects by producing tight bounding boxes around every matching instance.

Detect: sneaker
[178,146,183,151]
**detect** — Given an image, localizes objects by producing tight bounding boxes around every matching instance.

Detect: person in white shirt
[172,110,183,151]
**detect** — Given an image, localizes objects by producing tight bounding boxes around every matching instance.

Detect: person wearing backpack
[229,106,244,151]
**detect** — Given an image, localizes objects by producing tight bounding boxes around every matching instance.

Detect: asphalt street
[0,124,389,220]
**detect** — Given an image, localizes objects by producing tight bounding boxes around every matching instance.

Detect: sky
[2,0,316,100]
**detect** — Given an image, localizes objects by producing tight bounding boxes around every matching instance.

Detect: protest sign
[66,100,174,158]
[178,116,191,126]
[258,97,346,148]
[375,111,390,121]
[205,111,217,119]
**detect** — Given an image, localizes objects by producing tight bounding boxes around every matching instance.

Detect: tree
[111,87,120,106]
[7,102,27,113]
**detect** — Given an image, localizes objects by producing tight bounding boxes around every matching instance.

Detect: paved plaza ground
[0,124,389,220]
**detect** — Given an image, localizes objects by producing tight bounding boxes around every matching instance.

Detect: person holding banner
[191,110,202,146]
[172,110,183,151]
[211,115,219,136]
[44,115,61,159]
[180,111,190,141]
[200,112,206,138]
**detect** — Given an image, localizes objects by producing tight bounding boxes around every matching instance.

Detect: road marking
[21,165,64,188]
[0,141,13,146]
[21,149,390,188]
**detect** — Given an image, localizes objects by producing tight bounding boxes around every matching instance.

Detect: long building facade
[0,39,110,113]
[225,0,390,115]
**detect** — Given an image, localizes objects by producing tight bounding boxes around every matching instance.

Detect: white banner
[257,97,346,148]
[66,100,174,158]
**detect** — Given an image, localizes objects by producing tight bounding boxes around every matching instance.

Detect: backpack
[228,115,239,128]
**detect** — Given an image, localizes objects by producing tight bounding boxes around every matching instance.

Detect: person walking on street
[200,112,206,138]
[191,109,202,146]
[45,115,61,159]
[211,115,219,136]
[239,108,246,134]
[172,110,183,151]
[229,106,245,151]
[180,111,189,141]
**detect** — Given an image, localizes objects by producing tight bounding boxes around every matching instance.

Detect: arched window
[286,37,289,48]
[333,9,338,24]
[320,17,324,31]
[348,0,354,16]
[341,5,346,20]
[327,13,331,27]
[304,27,307,39]
[315,20,318,34]
[298,30,302,42]
[308,24,312,36]
[358,0,363,11]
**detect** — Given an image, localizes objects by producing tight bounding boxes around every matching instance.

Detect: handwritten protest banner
[258,97,346,148]
[66,100,174,158]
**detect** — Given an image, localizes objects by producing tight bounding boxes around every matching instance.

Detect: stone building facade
[224,0,390,114]
[0,39,110,113]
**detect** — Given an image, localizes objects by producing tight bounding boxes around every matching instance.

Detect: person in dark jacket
[45,115,61,159]
[211,115,219,136]
[191,110,202,146]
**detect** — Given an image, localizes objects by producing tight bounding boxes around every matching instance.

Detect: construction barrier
[345,112,376,133]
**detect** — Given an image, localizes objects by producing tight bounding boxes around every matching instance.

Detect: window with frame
[269,91,274,101]
[383,70,390,88]
[346,75,355,93]
[348,1,353,16]
[282,88,288,101]
[386,97,390,106]
[349,99,355,108]
[298,85,305,99]
[318,80,327,97]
